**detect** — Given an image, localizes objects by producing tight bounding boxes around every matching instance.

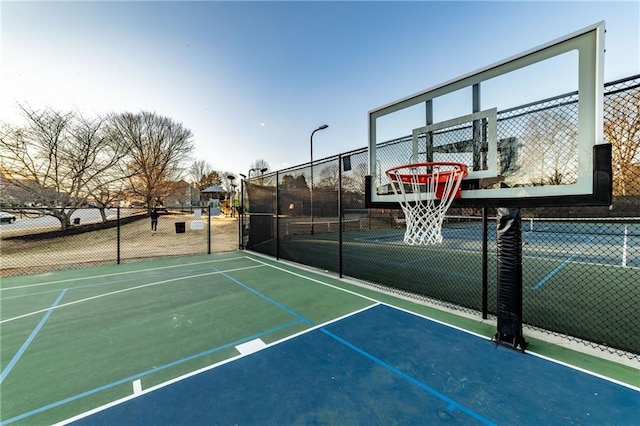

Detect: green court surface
[275,225,640,351]
[0,251,637,425]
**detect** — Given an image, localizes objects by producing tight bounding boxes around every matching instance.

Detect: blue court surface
[66,304,638,425]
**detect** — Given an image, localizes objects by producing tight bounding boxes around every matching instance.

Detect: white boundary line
[0,264,265,324]
[0,256,248,292]
[388,304,640,392]
[54,303,380,425]
[244,251,640,387]
[46,250,640,424]
[244,256,380,304]
[57,287,639,426]
[257,250,640,391]
[525,349,640,392]
[622,225,628,267]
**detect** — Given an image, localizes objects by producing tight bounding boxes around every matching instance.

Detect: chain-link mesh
[0,207,222,276]
[245,158,343,273]
[373,83,590,195]
[3,76,636,357]
[244,74,640,359]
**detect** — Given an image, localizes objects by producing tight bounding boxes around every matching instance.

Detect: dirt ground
[208,216,239,250]
[0,214,240,277]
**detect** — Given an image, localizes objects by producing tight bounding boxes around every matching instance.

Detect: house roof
[201,185,227,193]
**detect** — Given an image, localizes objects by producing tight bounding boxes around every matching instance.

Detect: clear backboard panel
[367,22,610,208]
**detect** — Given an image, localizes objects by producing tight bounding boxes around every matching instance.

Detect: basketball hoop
[386,162,468,245]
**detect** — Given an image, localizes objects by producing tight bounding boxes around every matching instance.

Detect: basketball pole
[492,207,528,352]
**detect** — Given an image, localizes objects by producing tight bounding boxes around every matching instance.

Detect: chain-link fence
[244,74,640,359]
[0,207,236,277]
[2,75,637,357]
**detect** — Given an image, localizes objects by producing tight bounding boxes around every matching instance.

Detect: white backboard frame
[367,21,606,208]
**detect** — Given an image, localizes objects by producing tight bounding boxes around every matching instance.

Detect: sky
[1,1,639,179]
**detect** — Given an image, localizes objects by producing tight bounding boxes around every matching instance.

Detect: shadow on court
[71,305,639,425]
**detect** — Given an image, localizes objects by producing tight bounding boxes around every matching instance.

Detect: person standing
[151,207,159,234]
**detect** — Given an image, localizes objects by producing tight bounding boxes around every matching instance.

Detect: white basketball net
[386,162,467,245]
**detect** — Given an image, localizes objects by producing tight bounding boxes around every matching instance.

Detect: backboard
[366,22,610,208]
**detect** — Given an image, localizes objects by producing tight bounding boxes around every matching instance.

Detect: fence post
[339,154,343,278]
[276,171,280,260]
[239,178,244,250]
[207,205,211,254]
[117,207,121,264]
[482,207,488,319]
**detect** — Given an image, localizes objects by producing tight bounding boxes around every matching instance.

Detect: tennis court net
[442,215,640,237]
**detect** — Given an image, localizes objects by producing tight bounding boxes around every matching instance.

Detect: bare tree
[345,161,367,195]
[88,177,129,221]
[513,110,578,187]
[311,161,359,195]
[250,159,270,174]
[604,91,640,195]
[317,163,341,190]
[110,111,194,209]
[189,160,211,185]
[74,112,134,220]
[0,105,130,229]
[189,160,221,190]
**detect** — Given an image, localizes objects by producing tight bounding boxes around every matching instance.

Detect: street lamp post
[248,167,268,180]
[227,175,236,217]
[310,124,329,235]
[238,174,246,249]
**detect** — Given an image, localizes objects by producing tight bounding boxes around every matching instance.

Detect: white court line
[622,225,628,267]
[51,251,640,425]
[54,303,380,426]
[243,252,640,390]
[245,253,493,344]
[0,265,265,324]
[235,338,267,355]
[0,256,248,291]
[132,379,142,395]
[244,256,380,304]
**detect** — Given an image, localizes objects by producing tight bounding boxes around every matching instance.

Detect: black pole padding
[492,207,528,352]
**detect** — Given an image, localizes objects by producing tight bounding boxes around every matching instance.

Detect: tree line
[0,105,245,229]
[1,79,637,228]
